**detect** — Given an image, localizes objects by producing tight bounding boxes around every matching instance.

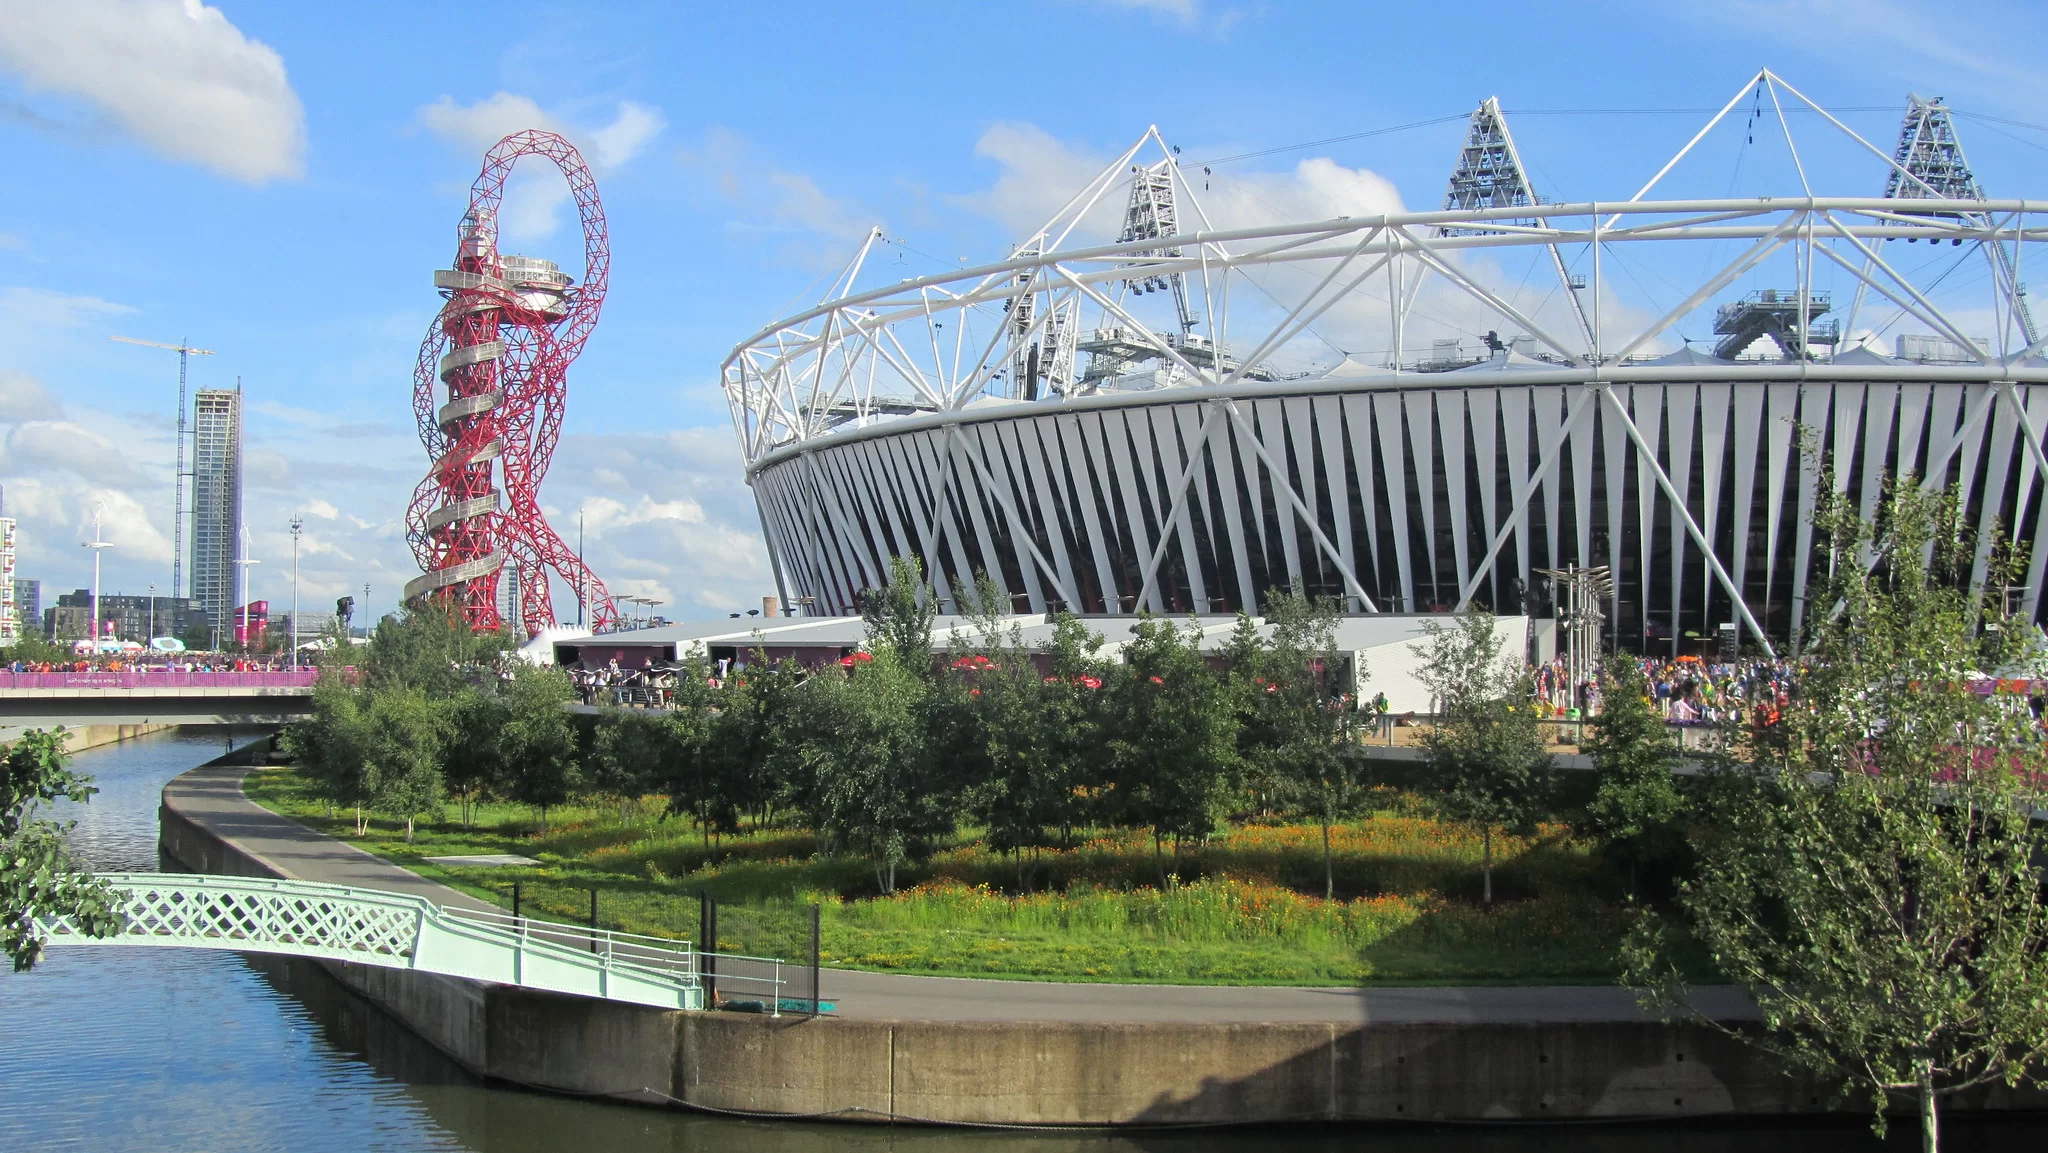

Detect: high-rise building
[0,517,16,646]
[13,579,38,637]
[192,387,243,649]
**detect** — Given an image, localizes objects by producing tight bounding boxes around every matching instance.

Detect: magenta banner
[0,670,321,691]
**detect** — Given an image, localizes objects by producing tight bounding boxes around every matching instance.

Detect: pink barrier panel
[0,670,321,690]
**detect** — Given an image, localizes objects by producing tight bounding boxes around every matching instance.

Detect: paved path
[164,763,498,915]
[163,763,1755,1025]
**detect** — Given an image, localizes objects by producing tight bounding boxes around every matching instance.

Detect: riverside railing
[0,669,322,690]
[448,902,800,1012]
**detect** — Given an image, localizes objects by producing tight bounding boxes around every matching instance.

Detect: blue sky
[2,0,2045,624]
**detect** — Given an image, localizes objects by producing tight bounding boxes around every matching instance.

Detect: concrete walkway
[163,763,1756,1025]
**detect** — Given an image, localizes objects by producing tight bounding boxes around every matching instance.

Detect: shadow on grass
[244,765,1699,986]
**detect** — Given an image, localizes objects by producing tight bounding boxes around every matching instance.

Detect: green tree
[441,686,506,830]
[960,611,1108,887]
[716,653,809,831]
[651,660,741,861]
[280,673,378,834]
[1,635,71,666]
[1582,654,1687,897]
[1,729,124,970]
[1627,479,2048,1152]
[797,647,949,893]
[1231,589,1363,899]
[1106,615,1241,886]
[590,710,668,824]
[498,666,580,829]
[364,604,511,695]
[366,686,446,842]
[860,555,936,671]
[1413,608,1550,905]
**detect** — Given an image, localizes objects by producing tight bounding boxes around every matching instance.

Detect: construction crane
[111,335,213,600]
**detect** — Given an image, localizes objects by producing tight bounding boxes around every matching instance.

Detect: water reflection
[0,730,2038,1151]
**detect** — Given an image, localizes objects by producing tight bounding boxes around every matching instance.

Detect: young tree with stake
[1626,479,2048,1152]
[1413,609,1550,906]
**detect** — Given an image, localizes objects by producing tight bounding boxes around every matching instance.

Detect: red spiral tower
[404,130,618,633]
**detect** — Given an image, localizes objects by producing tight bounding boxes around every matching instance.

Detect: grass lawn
[244,765,1660,986]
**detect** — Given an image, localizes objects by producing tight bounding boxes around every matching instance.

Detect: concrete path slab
[165,764,1756,1025]
[163,764,499,915]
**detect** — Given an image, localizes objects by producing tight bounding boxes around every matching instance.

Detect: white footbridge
[42,873,712,1011]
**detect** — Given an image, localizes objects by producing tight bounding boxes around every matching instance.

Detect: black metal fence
[698,893,824,1015]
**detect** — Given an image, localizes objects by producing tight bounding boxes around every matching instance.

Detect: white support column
[1456,385,1599,609]
[945,424,1083,612]
[1221,402,1378,611]
[1135,403,1227,610]
[1598,385,1777,659]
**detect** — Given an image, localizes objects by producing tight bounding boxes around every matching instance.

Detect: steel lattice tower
[404,130,618,633]
[1883,95,2037,345]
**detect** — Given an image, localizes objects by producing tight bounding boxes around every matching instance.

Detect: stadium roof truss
[722,70,2048,655]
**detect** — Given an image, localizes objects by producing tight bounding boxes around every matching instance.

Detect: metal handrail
[442,903,698,981]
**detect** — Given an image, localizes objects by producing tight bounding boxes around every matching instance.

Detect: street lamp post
[148,583,156,645]
[233,522,259,654]
[83,502,112,656]
[289,516,303,669]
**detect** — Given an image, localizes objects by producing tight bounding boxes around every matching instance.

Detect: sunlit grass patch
[244,765,1631,985]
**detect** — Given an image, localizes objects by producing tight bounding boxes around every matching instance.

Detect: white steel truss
[42,872,705,1010]
[722,74,2048,651]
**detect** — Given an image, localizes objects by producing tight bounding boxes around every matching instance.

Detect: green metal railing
[40,873,710,1011]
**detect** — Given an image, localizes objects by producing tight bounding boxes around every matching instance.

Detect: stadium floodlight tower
[1435,97,1594,352]
[1076,155,1208,387]
[1873,95,2037,347]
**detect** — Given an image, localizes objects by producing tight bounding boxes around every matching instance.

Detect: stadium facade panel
[748,366,2048,651]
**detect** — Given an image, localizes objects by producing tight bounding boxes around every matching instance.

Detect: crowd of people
[4,653,308,674]
[1531,655,1794,725]
[569,658,677,707]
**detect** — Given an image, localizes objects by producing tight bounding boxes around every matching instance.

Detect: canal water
[0,730,2040,1151]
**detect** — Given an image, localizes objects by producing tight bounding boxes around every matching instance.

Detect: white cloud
[0,370,64,422]
[680,127,874,245]
[4,420,144,486]
[418,93,667,241]
[951,123,1117,240]
[539,427,772,620]
[0,286,132,335]
[0,0,305,184]
[957,123,1406,244]
[418,91,561,155]
[579,494,707,534]
[591,101,665,169]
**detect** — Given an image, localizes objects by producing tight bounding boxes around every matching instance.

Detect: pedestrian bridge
[41,872,706,1011]
[0,670,318,730]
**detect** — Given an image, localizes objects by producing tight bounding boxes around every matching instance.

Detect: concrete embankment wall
[2,722,174,753]
[157,768,2044,1125]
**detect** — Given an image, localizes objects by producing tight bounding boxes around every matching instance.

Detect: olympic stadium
[720,71,2048,657]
